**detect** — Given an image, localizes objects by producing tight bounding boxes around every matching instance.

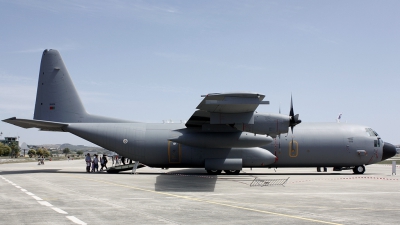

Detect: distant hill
[59,143,104,151]
[35,143,105,152]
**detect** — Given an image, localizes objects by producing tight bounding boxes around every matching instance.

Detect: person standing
[92,154,99,172]
[101,155,108,171]
[100,155,104,171]
[85,153,91,172]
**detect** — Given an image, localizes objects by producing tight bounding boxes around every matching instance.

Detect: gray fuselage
[65,122,383,168]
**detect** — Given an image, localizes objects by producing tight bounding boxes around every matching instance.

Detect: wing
[185,92,269,128]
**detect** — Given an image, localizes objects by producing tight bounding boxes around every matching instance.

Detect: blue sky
[0,0,399,146]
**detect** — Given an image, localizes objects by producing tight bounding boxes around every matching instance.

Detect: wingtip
[2,117,16,122]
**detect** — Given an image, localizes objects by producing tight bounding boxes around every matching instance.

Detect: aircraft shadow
[154,173,217,192]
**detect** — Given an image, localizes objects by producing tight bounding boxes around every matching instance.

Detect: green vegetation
[0,143,11,156]
[62,148,71,156]
[8,142,20,158]
[35,147,50,157]
[27,149,36,158]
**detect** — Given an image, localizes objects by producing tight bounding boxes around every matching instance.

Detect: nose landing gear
[352,165,365,174]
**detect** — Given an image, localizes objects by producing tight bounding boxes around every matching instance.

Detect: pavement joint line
[68,174,342,225]
[66,216,87,225]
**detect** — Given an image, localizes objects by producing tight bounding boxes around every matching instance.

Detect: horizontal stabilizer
[2,117,68,132]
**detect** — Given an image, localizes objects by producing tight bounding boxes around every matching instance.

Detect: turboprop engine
[233,112,290,137]
[201,94,301,137]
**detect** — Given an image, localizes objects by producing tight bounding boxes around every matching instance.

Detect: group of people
[85,153,108,172]
[37,156,45,165]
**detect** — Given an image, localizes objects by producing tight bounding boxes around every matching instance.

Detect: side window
[374,139,381,147]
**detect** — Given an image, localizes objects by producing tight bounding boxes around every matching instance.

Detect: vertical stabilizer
[34,49,87,122]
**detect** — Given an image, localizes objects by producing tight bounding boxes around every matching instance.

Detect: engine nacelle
[234,113,290,136]
[169,131,273,148]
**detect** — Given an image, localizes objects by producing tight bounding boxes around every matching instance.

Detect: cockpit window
[374,138,382,147]
[365,128,379,137]
[365,128,375,136]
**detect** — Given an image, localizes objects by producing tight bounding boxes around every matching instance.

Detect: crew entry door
[168,141,181,163]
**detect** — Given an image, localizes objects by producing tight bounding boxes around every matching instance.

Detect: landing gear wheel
[224,170,240,175]
[353,165,365,174]
[206,170,222,175]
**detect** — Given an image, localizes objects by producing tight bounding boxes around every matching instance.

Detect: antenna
[337,113,342,123]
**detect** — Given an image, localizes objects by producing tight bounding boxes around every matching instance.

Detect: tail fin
[34,49,88,122]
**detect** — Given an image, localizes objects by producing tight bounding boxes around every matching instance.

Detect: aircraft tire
[206,170,222,175]
[224,170,240,175]
[352,165,365,174]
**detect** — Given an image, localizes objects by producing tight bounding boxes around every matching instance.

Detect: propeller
[289,95,301,133]
[288,95,301,152]
[278,106,281,151]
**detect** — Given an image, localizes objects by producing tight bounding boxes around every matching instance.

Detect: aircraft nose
[382,142,397,161]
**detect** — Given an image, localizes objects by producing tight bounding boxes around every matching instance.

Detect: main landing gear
[206,170,241,175]
[224,170,240,175]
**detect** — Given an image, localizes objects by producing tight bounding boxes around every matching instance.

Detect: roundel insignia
[123,139,128,144]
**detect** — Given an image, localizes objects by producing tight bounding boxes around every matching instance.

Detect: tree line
[0,142,20,157]
[0,142,86,158]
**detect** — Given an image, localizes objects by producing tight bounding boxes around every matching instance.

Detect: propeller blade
[289,95,301,130]
[291,138,294,152]
[289,95,294,118]
[278,134,281,151]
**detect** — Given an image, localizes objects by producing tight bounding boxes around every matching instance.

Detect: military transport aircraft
[3,49,397,175]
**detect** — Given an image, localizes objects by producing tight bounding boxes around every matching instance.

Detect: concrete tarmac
[0,160,399,225]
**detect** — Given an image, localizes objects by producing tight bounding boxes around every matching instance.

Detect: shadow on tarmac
[154,173,217,192]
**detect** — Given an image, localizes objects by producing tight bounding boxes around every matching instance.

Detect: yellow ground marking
[67,174,342,225]
[237,203,400,211]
